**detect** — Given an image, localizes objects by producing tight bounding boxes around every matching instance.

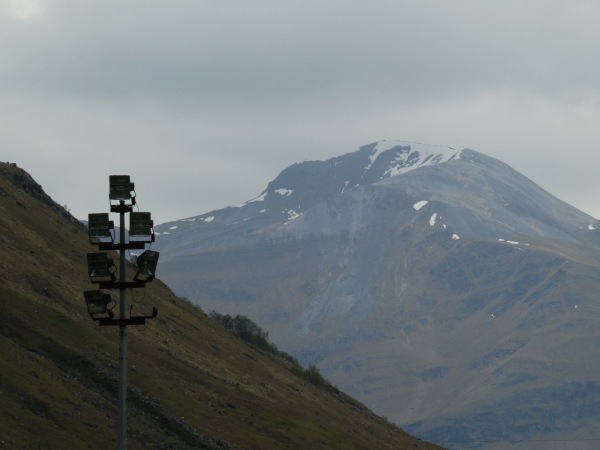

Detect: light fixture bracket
[98,307,158,327]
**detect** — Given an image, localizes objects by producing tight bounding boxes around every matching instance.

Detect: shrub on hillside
[208,310,327,388]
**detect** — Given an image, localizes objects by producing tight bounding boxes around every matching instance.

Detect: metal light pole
[84,176,159,450]
[118,201,128,449]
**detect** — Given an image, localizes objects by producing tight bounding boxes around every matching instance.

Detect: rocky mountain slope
[0,161,443,450]
[154,141,600,449]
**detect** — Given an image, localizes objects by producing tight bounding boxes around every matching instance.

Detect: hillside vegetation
[0,162,445,449]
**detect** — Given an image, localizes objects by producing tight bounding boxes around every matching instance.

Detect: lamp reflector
[87,252,117,282]
[109,175,135,200]
[129,212,153,237]
[134,250,159,281]
[88,213,112,239]
[84,290,114,319]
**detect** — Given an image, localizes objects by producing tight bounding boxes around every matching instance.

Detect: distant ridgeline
[0,161,83,228]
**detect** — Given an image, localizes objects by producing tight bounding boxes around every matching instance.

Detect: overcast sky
[3,0,600,224]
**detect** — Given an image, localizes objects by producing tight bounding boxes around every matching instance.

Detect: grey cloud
[8,1,598,106]
[2,1,600,223]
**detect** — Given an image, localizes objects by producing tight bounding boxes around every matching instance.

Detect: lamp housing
[84,290,115,320]
[87,252,117,283]
[88,213,114,242]
[109,175,135,201]
[134,250,160,282]
[129,212,154,240]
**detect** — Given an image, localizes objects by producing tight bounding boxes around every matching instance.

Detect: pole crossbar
[98,242,148,251]
[99,318,149,326]
[97,281,147,290]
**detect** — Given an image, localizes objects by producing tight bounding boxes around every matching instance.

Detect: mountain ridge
[156,142,596,240]
[152,141,600,449]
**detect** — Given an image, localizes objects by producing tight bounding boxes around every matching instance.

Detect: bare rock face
[154,141,600,448]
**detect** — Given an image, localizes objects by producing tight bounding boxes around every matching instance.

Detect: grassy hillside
[0,162,445,450]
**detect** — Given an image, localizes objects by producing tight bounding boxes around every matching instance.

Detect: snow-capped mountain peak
[155,140,463,239]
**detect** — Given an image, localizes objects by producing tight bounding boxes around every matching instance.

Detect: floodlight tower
[85,175,159,450]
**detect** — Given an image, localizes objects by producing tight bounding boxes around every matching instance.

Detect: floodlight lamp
[109,175,135,201]
[87,252,117,283]
[129,212,154,239]
[88,213,114,242]
[84,290,115,320]
[134,250,159,282]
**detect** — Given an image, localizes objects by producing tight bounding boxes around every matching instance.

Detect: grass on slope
[0,163,445,450]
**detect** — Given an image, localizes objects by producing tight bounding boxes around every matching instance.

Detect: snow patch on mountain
[285,209,302,224]
[413,201,429,211]
[275,188,294,197]
[368,141,462,179]
[341,181,350,194]
[498,238,531,247]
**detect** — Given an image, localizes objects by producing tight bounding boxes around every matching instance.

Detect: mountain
[0,161,444,450]
[154,141,600,449]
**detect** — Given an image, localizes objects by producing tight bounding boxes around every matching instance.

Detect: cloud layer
[2,1,600,223]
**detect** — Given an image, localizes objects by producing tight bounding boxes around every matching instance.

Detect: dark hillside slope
[0,162,444,450]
